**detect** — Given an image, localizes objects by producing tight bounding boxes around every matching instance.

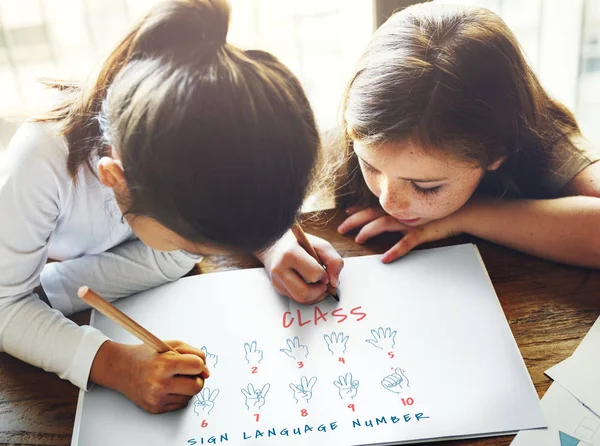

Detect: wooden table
[1,209,599,446]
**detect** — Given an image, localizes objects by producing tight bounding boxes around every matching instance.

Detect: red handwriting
[282,306,367,328]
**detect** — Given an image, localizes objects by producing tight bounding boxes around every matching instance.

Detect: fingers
[280,349,294,358]
[166,351,209,379]
[338,207,388,234]
[165,393,194,405]
[381,231,423,263]
[167,341,206,362]
[261,383,271,396]
[355,216,407,244]
[162,401,189,412]
[273,271,328,305]
[345,205,364,215]
[308,235,344,288]
[167,375,204,396]
[381,222,453,263]
[288,249,329,284]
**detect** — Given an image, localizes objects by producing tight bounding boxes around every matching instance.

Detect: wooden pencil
[291,221,339,300]
[77,286,177,354]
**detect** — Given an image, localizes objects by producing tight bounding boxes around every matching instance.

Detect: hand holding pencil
[256,222,344,305]
[81,287,210,414]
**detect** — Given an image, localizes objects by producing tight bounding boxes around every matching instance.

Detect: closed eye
[412,183,441,195]
[359,158,380,174]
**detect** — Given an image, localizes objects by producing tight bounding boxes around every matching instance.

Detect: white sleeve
[0,123,109,390]
[41,240,199,316]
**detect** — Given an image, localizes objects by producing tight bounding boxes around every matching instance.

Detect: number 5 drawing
[366,327,397,351]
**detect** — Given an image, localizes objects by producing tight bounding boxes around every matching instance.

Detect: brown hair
[36,0,320,253]
[335,3,580,207]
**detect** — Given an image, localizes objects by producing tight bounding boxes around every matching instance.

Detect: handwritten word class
[282,306,367,329]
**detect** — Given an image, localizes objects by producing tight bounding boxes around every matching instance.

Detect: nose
[378,178,410,215]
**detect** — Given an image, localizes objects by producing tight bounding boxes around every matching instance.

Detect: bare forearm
[463,196,600,268]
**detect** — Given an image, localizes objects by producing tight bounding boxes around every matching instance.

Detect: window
[437,0,599,147]
[0,0,372,150]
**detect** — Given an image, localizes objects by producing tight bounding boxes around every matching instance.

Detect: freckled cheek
[425,184,478,219]
[362,170,381,197]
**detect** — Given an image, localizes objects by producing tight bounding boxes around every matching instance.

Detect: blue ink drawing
[324,332,349,356]
[244,341,264,365]
[333,373,359,400]
[381,367,410,394]
[194,388,219,416]
[289,376,317,404]
[241,383,271,410]
[366,327,397,351]
[280,336,309,360]
[200,346,219,369]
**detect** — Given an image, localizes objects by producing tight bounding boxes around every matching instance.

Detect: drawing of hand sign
[241,383,271,410]
[244,341,263,365]
[280,336,309,360]
[289,376,317,404]
[194,388,219,415]
[366,327,397,351]
[201,346,219,369]
[324,332,349,356]
[381,368,410,394]
[333,373,359,400]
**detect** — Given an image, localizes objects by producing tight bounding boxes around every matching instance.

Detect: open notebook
[72,244,545,446]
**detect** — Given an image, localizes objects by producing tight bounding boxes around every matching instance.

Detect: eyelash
[412,183,441,195]
[361,162,376,174]
[360,161,442,195]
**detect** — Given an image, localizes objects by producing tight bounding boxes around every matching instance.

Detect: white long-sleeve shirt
[0,122,199,390]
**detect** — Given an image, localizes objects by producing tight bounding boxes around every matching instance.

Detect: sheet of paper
[72,244,545,446]
[512,383,600,446]
[546,316,600,416]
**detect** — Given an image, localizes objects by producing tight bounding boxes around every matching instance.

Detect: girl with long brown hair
[334,3,600,267]
[0,0,342,414]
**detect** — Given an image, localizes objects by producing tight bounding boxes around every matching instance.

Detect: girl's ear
[97,156,130,201]
[487,155,507,171]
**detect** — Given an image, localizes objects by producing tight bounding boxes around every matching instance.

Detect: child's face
[353,139,486,226]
